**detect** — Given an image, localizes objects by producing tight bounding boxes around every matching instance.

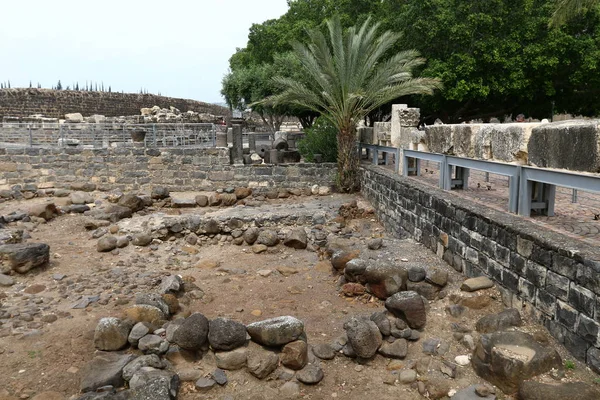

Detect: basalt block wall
[0,147,336,191]
[0,89,229,119]
[360,164,600,372]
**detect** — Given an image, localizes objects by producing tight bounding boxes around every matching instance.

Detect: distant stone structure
[0,88,229,120]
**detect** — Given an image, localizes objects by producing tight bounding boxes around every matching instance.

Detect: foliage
[550,0,599,27]
[262,16,439,191]
[297,117,338,162]
[564,359,576,369]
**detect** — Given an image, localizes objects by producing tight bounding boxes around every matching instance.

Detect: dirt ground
[0,193,598,400]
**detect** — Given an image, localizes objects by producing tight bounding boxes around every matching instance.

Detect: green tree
[263,17,440,191]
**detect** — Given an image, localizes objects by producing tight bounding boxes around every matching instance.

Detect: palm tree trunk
[336,127,360,192]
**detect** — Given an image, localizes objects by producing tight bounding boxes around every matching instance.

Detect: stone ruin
[1,181,599,400]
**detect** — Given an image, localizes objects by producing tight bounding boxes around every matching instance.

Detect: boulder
[208,317,247,351]
[247,346,279,379]
[256,229,279,247]
[84,204,132,222]
[195,195,208,207]
[151,187,170,200]
[159,275,183,294]
[129,368,179,399]
[343,317,382,359]
[122,354,165,381]
[312,343,336,360]
[243,227,260,244]
[132,233,152,247]
[80,352,135,392]
[128,322,150,346]
[138,334,167,355]
[471,331,562,394]
[378,338,408,359]
[363,262,408,299]
[136,293,170,316]
[70,182,96,192]
[461,276,495,292]
[94,317,134,351]
[296,364,324,385]
[123,304,167,325]
[65,113,84,122]
[385,291,427,329]
[246,316,304,346]
[344,259,368,283]
[215,348,247,370]
[97,236,118,252]
[331,250,360,271]
[70,191,94,205]
[283,228,308,249]
[0,243,49,274]
[220,193,237,206]
[280,340,308,370]
[26,203,59,220]
[171,313,209,350]
[118,193,144,212]
[234,187,252,199]
[475,309,523,333]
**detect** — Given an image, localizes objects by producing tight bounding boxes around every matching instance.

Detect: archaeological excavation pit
[0,184,599,400]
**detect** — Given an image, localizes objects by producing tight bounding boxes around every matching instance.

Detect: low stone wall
[360,164,600,372]
[0,147,336,191]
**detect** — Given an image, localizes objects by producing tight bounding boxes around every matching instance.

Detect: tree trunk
[336,126,360,192]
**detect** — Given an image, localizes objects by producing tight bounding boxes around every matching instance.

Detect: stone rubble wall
[360,164,600,373]
[0,88,229,120]
[0,146,336,191]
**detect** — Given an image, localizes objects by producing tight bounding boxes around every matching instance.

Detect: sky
[0,0,290,104]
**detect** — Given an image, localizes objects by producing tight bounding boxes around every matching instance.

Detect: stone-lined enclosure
[0,89,229,120]
[0,147,336,192]
[361,164,600,372]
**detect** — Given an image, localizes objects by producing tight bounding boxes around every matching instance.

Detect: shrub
[297,117,338,162]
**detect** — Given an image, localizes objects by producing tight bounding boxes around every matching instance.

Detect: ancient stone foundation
[0,147,336,191]
[360,164,600,372]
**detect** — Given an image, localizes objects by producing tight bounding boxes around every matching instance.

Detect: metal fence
[0,123,217,148]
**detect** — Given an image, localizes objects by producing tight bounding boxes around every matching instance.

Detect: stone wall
[0,147,336,192]
[360,164,600,372]
[0,89,229,120]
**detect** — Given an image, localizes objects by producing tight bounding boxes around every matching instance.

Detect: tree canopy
[224,0,600,123]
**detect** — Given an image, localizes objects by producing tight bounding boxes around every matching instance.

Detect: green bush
[297,117,338,162]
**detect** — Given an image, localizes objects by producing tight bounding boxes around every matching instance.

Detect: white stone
[455,355,470,366]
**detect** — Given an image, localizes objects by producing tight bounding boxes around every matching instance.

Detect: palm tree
[261,16,440,192]
[550,0,599,27]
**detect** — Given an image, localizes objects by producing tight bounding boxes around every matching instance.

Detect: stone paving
[377,161,600,246]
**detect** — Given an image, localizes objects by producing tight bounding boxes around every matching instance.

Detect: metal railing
[359,143,401,174]
[0,122,217,148]
[362,144,600,217]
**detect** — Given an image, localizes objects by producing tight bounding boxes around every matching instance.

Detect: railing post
[518,168,531,217]
[508,167,520,214]
[572,189,578,203]
[441,155,449,190]
[28,124,32,147]
[395,148,401,174]
[372,148,378,165]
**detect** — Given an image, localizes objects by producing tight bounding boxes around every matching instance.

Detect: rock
[151,187,170,200]
[475,309,522,333]
[296,364,324,384]
[247,316,305,346]
[132,233,152,247]
[331,250,360,271]
[118,194,144,212]
[363,262,408,299]
[243,227,260,244]
[171,313,209,350]
[461,276,494,292]
[195,377,216,392]
[220,193,237,206]
[446,304,467,318]
[408,266,426,282]
[171,197,197,208]
[208,193,221,206]
[451,385,496,400]
[122,354,164,381]
[399,369,417,384]
[284,228,308,249]
[312,343,335,360]
[455,355,470,366]
[136,293,170,316]
[215,348,247,370]
[159,275,183,294]
[208,317,247,351]
[252,244,268,254]
[80,352,135,392]
[378,338,408,359]
[427,377,453,400]
[370,311,391,336]
[235,187,252,199]
[385,291,427,329]
[256,229,279,247]
[97,236,118,252]
[367,238,383,250]
[426,268,448,287]
[343,317,382,359]
[94,317,134,351]
[459,294,492,310]
[281,340,308,370]
[65,112,84,122]
[247,346,279,379]
[471,331,562,394]
[344,259,368,283]
[177,368,202,382]
[71,192,94,205]
[341,282,366,296]
[195,195,208,207]
[129,368,179,399]
[123,305,166,325]
[211,368,228,385]
[128,322,150,346]
[0,243,49,273]
[518,381,599,400]
[0,273,15,286]
[138,334,166,354]
[26,203,59,220]
[280,381,300,398]
[85,204,132,222]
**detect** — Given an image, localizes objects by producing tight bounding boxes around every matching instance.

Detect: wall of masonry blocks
[360,164,600,372]
[0,146,336,191]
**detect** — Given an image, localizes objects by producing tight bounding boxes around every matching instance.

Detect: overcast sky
[0,0,289,104]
